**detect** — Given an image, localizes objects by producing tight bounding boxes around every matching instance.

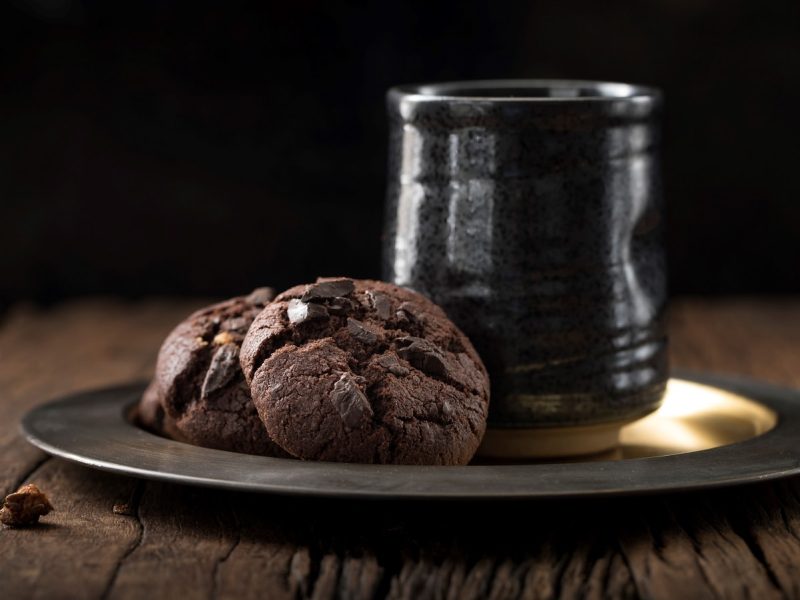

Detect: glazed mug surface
[383,80,667,429]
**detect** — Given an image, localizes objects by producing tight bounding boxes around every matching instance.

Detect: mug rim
[389,79,661,104]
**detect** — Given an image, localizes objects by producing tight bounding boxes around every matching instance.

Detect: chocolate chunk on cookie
[287,299,329,324]
[366,290,393,320]
[330,371,373,429]
[301,278,355,301]
[140,287,288,456]
[201,343,241,399]
[241,278,490,465]
[347,318,379,345]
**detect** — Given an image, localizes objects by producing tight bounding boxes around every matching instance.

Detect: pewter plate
[19,373,800,499]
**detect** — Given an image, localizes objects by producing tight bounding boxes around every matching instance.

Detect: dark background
[1,0,799,307]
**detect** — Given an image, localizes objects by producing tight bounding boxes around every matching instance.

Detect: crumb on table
[0,483,54,527]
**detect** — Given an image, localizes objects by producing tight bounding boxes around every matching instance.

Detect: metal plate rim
[19,372,800,499]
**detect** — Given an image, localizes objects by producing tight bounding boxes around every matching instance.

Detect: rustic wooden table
[2,298,800,599]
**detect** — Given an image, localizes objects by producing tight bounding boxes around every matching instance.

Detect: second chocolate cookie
[146,287,288,456]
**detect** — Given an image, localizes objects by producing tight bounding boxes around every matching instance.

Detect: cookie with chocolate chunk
[142,287,287,456]
[240,278,490,465]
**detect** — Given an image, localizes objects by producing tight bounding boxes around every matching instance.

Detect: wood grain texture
[1,297,800,599]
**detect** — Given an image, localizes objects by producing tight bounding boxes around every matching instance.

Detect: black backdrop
[2,0,799,306]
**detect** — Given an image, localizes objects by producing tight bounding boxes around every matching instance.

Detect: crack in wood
[211,507,241,600]
[777,503,800,545]
[547,546,571,600]
[613,536,642,599]
[5,453,51,497]
[100,480,146,600]
[592,547,616,593]
[370,547,399,600]
[675,516,718,596]
[304,541,325,599]
[459,556,497,599]
[485,558,520,600]
[309,553,341,600]
[726,506,783,593]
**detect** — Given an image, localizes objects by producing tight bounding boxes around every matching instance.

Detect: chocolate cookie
[137,380,186,442]
[240,278,490,465]
[143,287,287,456]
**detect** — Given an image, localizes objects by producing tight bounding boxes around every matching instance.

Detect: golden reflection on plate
[476,379,778,462]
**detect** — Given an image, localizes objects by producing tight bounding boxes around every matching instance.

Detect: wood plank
[670,297,800,386]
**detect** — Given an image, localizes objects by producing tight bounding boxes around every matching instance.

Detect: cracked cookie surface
[240,278,490,464]
[140,287,288,456]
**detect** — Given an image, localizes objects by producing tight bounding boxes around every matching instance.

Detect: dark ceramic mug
[382,80,667,439]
